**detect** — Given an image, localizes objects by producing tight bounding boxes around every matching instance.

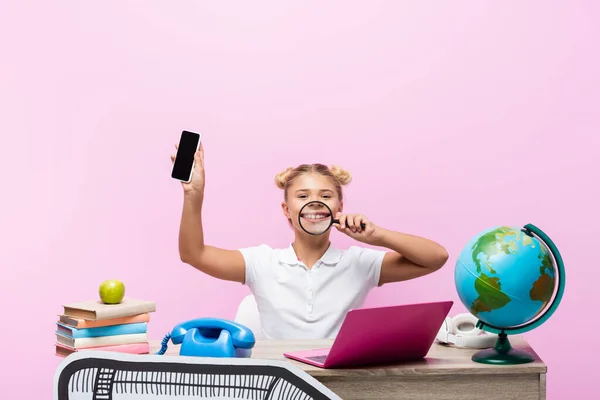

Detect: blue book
[56,321,147,339]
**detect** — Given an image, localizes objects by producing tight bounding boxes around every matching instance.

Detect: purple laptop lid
[324,301,453,368]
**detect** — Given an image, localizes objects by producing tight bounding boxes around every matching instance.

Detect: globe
[455,223,565,364]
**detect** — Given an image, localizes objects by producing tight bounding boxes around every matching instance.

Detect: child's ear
[339,201,343,213]
[281,202,290,218]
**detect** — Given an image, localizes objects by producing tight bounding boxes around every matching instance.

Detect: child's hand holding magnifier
[333,212,377,242]
[298,201,378,243]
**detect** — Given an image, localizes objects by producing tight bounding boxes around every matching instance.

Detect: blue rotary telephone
[156,317,255,358]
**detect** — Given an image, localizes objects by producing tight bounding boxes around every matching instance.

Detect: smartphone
[171,130,202,183]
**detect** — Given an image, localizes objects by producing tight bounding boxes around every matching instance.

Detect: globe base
[471,332,534,365]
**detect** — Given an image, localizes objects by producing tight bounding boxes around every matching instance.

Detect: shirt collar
[278,243,342,266]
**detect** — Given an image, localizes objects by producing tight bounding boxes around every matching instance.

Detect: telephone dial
[156,317,256,358]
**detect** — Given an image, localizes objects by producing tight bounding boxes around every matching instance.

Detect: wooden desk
[150,336,546,400]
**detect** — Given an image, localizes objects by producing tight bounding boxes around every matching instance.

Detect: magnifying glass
[298,201,366,235]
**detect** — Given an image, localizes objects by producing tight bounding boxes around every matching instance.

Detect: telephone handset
[156,317,256,358]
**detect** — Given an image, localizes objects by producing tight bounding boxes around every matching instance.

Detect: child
[171,143,449,339]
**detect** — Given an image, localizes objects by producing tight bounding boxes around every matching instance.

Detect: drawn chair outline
[54,350,341,400]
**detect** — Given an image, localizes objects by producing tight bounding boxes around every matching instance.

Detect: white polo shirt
[239,243,387,340]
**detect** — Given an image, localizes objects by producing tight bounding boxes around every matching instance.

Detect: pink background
[1,1,598,398]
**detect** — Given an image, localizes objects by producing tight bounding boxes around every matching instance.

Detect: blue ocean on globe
[455,226,556,328]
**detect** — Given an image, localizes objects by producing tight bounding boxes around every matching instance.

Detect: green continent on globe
[471,272,511,315]
[529,246,555,304]
[470,226,531,274]
[468,226,532,316]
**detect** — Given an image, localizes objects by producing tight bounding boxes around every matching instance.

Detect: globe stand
[471,331,534,365]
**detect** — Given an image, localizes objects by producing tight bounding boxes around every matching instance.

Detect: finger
[353,215,362,233]
[197,143,204,165]
[170,154,175,164]
[338,214,347,229]
[332,212,342,230]
[354,215,364,232]
[175,143,179,149]
[346,215,355,231]
[194,151,203,169]
[361,217,370,229]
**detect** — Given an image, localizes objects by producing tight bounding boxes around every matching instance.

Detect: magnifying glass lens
[298,201,334,235]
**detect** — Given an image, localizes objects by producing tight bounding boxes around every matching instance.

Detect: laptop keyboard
[305,355,328,363]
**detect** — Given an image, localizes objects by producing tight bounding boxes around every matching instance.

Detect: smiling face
[282,173,343,236]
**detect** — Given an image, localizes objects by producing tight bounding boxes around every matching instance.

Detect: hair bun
[274,167,294,189]
[330,165,352,185]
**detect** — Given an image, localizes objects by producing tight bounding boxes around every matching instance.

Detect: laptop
[283,300,453,369]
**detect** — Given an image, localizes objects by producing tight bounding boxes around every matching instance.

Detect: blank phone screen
[171,131,201,181]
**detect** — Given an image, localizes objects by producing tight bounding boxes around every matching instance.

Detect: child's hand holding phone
[170,131,205,197]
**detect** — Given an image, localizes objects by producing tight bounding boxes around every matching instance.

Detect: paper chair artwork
[53,351,341,400]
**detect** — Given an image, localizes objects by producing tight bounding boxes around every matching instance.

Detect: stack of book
[55,297,156,357]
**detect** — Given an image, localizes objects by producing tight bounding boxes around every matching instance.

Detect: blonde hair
[274,163,352,200]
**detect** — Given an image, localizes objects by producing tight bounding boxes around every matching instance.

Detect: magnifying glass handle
[332,219,366,229]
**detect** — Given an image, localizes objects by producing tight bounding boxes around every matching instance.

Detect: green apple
[99,279,125,304]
